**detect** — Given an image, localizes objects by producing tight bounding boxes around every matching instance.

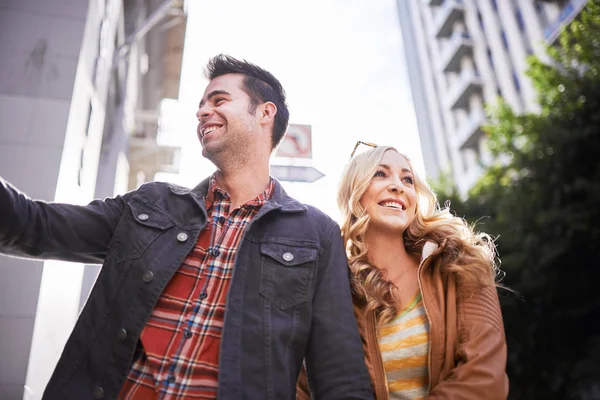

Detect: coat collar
[167,176,307,213]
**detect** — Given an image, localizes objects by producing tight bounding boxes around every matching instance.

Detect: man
[0,55,373,399]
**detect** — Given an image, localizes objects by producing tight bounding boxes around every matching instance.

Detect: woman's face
[359,150,418,235]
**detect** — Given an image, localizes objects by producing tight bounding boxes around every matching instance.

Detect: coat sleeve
[427,286,509,400]
[302,223,374,399]
[0,176,130,264]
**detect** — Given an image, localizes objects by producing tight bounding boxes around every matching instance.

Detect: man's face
[196,73,260,163]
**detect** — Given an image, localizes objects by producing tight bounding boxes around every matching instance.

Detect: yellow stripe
[383,354,428,371]
[387,375,429,392]
[379,312,428,337]
[379,331,428,353]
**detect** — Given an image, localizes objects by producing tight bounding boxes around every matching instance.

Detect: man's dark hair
[204,54,290,149]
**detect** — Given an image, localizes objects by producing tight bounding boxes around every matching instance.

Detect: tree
[435,2,600,398]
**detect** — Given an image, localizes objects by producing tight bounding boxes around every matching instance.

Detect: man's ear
[260,102,277,124]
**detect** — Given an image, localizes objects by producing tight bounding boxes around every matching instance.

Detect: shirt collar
[204,174,274,208]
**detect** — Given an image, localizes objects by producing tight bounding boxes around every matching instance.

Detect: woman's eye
[215,98,226,105]
[403,176,414,184]
[374,170,386,178]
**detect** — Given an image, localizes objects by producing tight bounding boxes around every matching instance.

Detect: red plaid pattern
[118,177,273,399]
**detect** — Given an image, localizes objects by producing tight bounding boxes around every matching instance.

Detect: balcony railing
[457,110,486,150]
[440,31,473,73]
[434,0,465,38]
[128,137,181,174]
[544,0,587,43]
[425,0,444,6]
[447,69,483,110]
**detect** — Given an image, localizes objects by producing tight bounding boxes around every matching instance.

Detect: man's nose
[196,104,212,121]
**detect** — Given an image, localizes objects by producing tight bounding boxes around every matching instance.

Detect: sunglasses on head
[350,141,378,158]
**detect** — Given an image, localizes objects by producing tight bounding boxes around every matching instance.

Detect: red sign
[275,124,312,159]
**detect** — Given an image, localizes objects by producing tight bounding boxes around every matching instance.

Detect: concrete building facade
[0,1,186,398]
[397,0,588,193]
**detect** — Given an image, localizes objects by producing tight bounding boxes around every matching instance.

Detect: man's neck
[214,163,271,210]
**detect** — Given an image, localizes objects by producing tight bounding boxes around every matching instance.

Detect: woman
[298,146,508,399]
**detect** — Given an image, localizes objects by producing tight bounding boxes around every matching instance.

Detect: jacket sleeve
[0,177,130,264]
[302,223,374,399]
[427,286,509,400]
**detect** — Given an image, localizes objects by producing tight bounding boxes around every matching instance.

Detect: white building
[397,0,588,193]
[0,1,186,398]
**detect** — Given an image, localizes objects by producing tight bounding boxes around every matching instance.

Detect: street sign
[275,124,312,158]
[271,165,325,183]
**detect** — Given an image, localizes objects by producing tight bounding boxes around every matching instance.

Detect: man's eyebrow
[199,90,231,108]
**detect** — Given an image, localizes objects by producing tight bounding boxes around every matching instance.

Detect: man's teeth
[203,126,220,136]
[381,202,405,210]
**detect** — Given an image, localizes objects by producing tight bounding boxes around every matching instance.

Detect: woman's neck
[364,228,420,282]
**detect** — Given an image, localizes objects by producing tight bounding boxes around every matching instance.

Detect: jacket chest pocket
[112,200,176,262]
[259,242,317,310]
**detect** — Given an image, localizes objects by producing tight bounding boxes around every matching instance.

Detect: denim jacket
[0,177,374,400]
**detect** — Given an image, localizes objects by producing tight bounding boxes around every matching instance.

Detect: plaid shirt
[118,177,273,399]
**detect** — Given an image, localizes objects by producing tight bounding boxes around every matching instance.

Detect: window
[501,31,509,49]
[516,9,525,30]
[85,102,93,137]
[477,11,484,28]
[491,0,497,11]
[487,48,494,68]
[513,72,521,92]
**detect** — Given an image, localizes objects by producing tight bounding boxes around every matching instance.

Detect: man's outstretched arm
[0,177,129,264]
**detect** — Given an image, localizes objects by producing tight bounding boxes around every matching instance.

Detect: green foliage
[434,2,600,398]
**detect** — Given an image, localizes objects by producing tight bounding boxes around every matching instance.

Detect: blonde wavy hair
[338,146,500,325]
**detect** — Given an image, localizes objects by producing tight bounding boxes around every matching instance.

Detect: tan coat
[298,242,509,399]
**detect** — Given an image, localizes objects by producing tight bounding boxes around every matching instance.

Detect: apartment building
[397,0,588,193]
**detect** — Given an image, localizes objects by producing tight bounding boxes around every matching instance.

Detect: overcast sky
[159,0,424,221]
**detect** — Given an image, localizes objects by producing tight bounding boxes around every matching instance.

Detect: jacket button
[200,291,208,299]
[93,386,104,399]
[117,328,127,341]
[212,248,220,257]
[138,213,149,221]
[282,252,294,262]
[142,271,154,283]
[177,232,188,242]
[183,329,192,339]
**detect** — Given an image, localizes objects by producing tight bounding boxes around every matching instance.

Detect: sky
[157,0,424,222]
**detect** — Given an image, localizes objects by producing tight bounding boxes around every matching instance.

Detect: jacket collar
[168,176,307,213]
[419,238,448,266]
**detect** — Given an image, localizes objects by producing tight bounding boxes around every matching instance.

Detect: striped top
[379,292,430,399]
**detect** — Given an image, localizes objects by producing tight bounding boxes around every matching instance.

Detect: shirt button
[177,232,188,242]
[200,292,208,299]
[167,374,176,383]
[93,386,104,399]
[142,271,154,283]
[282,252,294,262]
[117,328,127,341]
[183,329,192,339]
[212,248,220,257]
[138,213,149,221]
[218,216,226,224]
